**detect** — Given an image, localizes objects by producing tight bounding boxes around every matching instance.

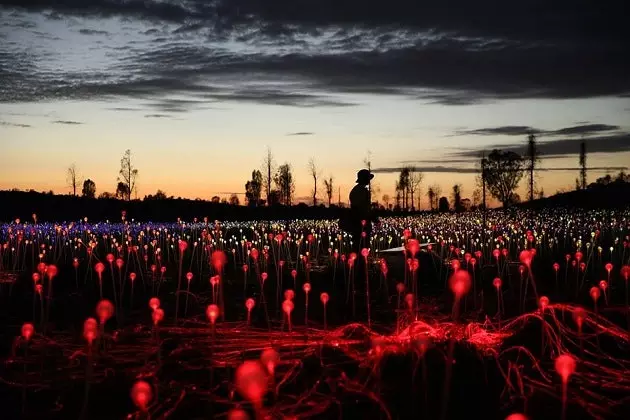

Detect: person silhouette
[348,169,374,253]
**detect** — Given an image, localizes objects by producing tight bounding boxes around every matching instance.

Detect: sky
[1,1,629,208]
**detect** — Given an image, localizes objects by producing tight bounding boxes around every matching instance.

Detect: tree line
[58,137,630,212]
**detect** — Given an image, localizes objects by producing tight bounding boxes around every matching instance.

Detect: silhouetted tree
[154,190,168,200]
[98,192,114,199]
[118,149,138,201]
[229,194,240,205]
[431,184,442,210]
[451,184,463,212]
[211,196,220,203]
[398,167,410,209]
[82,179,96,198]
[472,188,481,208]
[526,133,540,201]
[263,147,275,205]
[245,170,263,206]
[116,182,130,199]
[382,194,390,208]
[461,198,471,211]
[438,196,449,212]
[308,158,319,206]
[267,190,281,206]
[408,167,423,210]
[323,176,334,207]
[484,149,525,208]
[67,163,79,196]
[426,187,435,210]
[274,163,295,205]
[579,140,587,189]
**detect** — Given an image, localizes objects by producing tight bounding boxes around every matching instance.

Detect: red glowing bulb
[211,250,227,271]
[539,296,549,311]
[37,262,46,274]
[106,253,114,263]
[95,262,105,274]
[245,298,255,311]
[291,269,297,279]
[83,318,98,344]
[492,249,500,259]
[553,262,560,271]
[451,259,460,271]
[115,258,123,269]
[505,414,528,420]
[493,277,502,289]
[242,264,249,273]
[21,323,35,341]
[320,292,329,305]
[575,251,583,262]
[250,248,259,260]
[282,299,294,314]
[599,280,607,290]
[160,266,166,274]
[260,347,279,375]
[46,264,58,279]
[152,308,164,325]
[131,380,153,411]
[621,265,630,281]
[73,258,79,269]
[572,307,586,329]
[206,304,220,324]
[210,275,219,287]
[261,272,268,282]
[178,240,188,253]
[519,250,532,266]
[186,272,193,281]
[554,354,576,382]
[149,297,160,311]
[605,262,613,272]
[129,272,136,281]
[227,408,250,420]
[405,293,414,309]
[32,273,40,283]
[284,289,295,300]
[361,248,369,258]
[589,286,600,302]
[406,239,419,257]
[396,282,405,293]
[235,360,268,405]
[303,282,311,293]
[96,299,114,323]
[449,270,471,298]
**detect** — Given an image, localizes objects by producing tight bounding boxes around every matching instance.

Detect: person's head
[356,169,374,186]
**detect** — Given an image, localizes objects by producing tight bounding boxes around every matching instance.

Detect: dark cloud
[546,124,620,137]
[453,133,630,159]
[455,126,540,136]
[51,120,83,125]
[0,121,31,128]
[372,166,479,174]
[144,114,171,118]
[1,1,628,108]
[287,132,314,136]
[373,165,627,175]
[454,124,620,138]
[78,28,109,35]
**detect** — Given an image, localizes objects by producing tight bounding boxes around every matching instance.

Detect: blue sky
[1,1,629,206]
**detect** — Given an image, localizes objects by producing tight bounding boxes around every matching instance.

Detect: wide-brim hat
[356,169,374,183]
